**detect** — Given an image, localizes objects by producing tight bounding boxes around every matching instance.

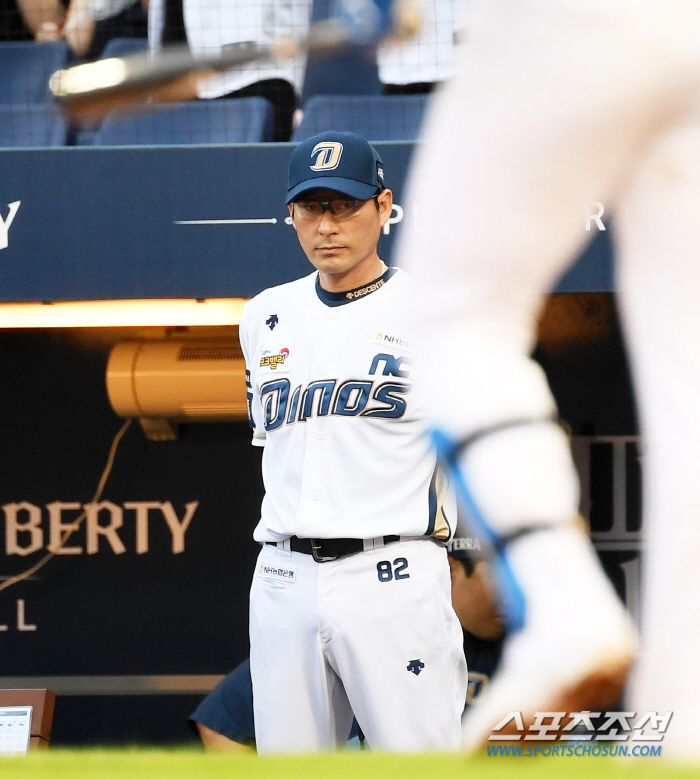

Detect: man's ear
[288,203,297,231]
[377,189,393,229]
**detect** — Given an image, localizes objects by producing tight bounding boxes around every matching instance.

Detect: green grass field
[3,749,700,779]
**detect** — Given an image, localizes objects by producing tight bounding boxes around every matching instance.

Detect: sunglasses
[292,195,379,221]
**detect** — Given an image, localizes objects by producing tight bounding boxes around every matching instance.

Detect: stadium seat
[100,37,149,60]
[0,41,70,104]
[302,0,381,102]
[0,104,68,147]
[73,129,99,146]
[293,95,429,142]
[91,98,275,145]
[302,51,382,104]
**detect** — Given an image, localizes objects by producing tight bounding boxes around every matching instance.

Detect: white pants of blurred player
[249,537,466,753]
[401,0,700,757]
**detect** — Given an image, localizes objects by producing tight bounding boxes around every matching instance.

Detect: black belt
[267,535,401,563]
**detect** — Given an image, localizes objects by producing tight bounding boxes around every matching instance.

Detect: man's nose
[317,209,339,234]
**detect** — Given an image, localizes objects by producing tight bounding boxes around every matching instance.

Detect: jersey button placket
[303,307,335,517]
[316,326,331,444]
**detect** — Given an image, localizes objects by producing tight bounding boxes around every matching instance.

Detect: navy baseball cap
[286,130,386,204]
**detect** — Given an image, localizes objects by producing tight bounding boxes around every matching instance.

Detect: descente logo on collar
[310,142,343,171]
[346,277,385,300]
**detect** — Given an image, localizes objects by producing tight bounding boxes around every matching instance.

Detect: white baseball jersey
[239,266,454,543]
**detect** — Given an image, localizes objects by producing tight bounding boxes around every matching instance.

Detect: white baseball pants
[249,537,467,753]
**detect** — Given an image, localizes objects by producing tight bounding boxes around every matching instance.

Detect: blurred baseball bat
[49,21,348,124]
[49,0,421,124]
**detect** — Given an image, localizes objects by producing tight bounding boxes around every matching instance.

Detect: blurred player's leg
[616,115,700,756]
[250,544,354,753]
[400,0,700,748]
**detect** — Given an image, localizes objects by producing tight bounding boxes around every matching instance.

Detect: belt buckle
[310,539,337,563]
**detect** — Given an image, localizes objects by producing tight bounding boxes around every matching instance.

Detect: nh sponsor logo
[258,564,296,583]
[2,500,198,557]
[375,332,409,350]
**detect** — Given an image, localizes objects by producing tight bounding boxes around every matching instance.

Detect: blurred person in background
[147,0,312,140]
[14,0,146,59]
[378,0,465,95]
[2,0,54,40]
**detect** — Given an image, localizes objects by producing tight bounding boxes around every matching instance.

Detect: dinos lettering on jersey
[260,348,289,370]
[258,352,411,430]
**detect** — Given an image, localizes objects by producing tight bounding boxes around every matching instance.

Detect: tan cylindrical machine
[107,340,248,438]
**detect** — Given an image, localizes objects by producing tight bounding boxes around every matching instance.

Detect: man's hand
[331,0,422,45]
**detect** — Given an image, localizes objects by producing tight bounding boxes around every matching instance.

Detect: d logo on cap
[310,142,343,171]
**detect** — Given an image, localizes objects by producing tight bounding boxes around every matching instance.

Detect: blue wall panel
[0,142,612,301]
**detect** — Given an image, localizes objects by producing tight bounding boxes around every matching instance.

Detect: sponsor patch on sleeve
[259,347,289,370]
